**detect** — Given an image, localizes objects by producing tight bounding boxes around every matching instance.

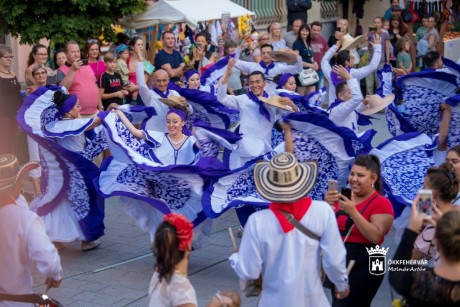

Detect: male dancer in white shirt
[234,44,303,95]
[218,58,298,169]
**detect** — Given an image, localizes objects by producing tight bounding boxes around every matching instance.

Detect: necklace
[175,268,187,278]
[168,134,186,146]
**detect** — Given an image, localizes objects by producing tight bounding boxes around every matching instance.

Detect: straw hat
[158,96,187,108]
[340,34,367,51]
[361,94,395,115]
[269,51,298,64]
[254,152,318,203]
[258,95,296,112]
[0,154,40,194]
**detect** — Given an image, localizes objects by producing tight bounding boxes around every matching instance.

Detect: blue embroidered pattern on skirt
[116,165,152,196]
[271,127,285,148]
[292,131,338,200]
[198,138,219,158]
[386,107,399,137]
[66,161,90,220]
[81,131,108,161]
[403,85,441,136]
[36,149,49,202]
[41,107,59,131]
[150,173,192,210]
[115,119,150,157]
[225,171,258,203]
[116,165,192,210]
[448,110,460,149]
[381,147,433,203]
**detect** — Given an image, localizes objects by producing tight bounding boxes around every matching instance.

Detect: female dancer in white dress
[114,106,199,165]
[27,90,112,251]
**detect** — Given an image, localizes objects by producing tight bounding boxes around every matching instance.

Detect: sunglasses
[87,39,98,44]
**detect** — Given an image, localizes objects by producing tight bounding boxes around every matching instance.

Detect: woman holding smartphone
[190,32,215,73]
[325,154,394,307]
[412,163,458,266]
[389,205,460,306]
[446,145,460,206]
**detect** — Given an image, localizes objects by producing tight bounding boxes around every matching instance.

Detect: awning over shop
[120,0,255,30]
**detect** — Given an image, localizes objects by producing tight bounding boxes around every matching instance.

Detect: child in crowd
[415,16,429,69]
[383,20,390,32]
[99,52,128,109]
[115,44,138,103]
[54,49,67,69]
[396,38,412,74]
[415,16,429,42]
[116,44,130,85]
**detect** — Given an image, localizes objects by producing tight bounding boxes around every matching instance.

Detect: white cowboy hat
[269,51,298,64]
[254,152,318,203]
[340,34,367,51]
[361,94,395,115]
[258,95,296,112]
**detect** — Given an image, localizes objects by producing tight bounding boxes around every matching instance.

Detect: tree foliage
[0,0,146,45]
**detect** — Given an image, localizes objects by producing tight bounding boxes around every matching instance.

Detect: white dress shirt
[234,57,303,95]
[229,200,348,307]
[322,44,382,104]
[217,84,280,168]
[0,195,62,307]
[328,78,365,133]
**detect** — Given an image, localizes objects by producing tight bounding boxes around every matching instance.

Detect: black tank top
[0,76,22,117]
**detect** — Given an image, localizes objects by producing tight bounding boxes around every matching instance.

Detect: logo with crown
[366,245,389,276]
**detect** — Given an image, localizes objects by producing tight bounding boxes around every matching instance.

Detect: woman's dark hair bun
[52,91,71,110]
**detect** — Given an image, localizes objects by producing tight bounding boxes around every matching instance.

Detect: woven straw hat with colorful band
[0,154,40,194]
[254,152,318,203]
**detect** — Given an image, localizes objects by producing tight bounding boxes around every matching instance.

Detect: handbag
[299,68,319,86]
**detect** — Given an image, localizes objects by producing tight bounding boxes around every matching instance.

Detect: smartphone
[336,27,341,32]
[417,189,433,219]
[195,43,202,50]
[369,26,377,32]
[81,59,88,65]
[328,179,338,192]
[341,187,352,200]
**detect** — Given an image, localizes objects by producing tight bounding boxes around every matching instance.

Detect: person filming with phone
[324,154,394,307]
[190,32,216,73]
[59,40,104,116]
[411,163,459,266]
[389,194,460,306]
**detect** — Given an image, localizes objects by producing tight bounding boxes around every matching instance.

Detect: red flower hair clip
[164,213,194,251]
